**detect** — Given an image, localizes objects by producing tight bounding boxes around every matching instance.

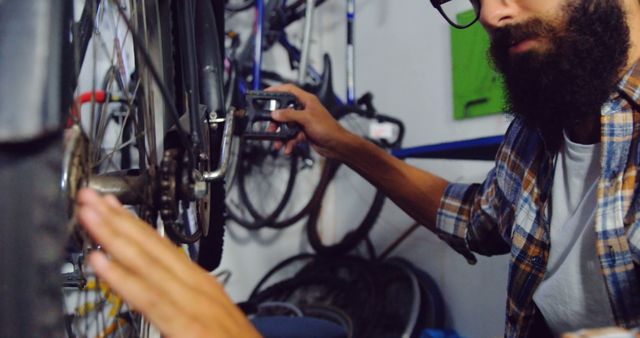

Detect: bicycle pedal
[241,90,303,141]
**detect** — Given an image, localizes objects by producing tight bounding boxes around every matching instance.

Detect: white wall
[220,1,512,337]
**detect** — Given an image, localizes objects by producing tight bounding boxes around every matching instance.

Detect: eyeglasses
[430,0,480,29]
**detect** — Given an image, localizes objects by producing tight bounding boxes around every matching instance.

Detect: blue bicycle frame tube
[346,0,355,105]
[278,35,322,82]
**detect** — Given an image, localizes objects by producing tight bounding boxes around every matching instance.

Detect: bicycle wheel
[2,0,229,336]
[305,105,406,257]
[69,0,225,261]
[226,139,307,230]
[64,0,230,335]
[62,1,173,335]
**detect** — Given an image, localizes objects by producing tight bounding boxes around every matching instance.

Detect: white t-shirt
[532,132,615,336]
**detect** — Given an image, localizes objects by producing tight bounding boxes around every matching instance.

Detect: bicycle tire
[249,253,317,300]
[225,0,256,12]
[228,143,299,230]
[228,147,336,230]
[228,132,382,234]
[141,0,227,271]
[193,0,228,271]
[0,0,72,336]
[389,257,447,330]
[0,134,68,337]
[305,160,386,257]
[249,255,381,337]
[304,98,405,257]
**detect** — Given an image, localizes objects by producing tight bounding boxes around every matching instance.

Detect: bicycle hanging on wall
[223,0,406,258]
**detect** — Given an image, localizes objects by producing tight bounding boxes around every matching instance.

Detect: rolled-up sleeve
[436,182,479,264]
[436,167,512,265]
[434,119,533,264]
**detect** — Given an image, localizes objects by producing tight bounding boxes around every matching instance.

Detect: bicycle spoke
[92,132,142,169]
[92,78,144,169]
[122,304,142,337]
[66,1,155,336]
[95,278,110,338]
[92,7,138,169]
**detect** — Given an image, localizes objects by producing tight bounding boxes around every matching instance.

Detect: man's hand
[76,188,261,338]
[266,84,353,159]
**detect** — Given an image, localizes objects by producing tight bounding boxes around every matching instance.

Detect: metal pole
[297,0,315,84]
[253,0,265,90]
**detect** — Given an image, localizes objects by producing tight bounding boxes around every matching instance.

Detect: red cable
[67,90,107,128]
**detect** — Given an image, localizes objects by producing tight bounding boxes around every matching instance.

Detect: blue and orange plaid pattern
[435,61,640,337]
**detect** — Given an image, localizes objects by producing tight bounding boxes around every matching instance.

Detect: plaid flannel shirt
[435,61,640,338]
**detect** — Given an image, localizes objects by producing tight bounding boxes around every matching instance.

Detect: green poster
[450,10,505,119]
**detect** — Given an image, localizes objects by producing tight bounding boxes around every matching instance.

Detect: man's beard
[489,0,630,149]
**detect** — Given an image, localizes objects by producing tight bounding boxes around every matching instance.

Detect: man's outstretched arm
[76,188,262,338]
[268,84,449,231]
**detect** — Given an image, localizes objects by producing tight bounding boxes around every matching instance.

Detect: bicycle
[1,0,232,336]
[223,0,406,259]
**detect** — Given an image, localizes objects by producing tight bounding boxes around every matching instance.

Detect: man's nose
[478,0,518,34]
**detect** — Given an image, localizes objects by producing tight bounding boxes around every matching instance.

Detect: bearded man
[269,1,640,335]
[76,0,640,337]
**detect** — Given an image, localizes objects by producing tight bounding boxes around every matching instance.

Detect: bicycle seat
[303,54,340,117]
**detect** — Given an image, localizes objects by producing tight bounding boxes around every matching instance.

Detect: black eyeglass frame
[430,0,480,29]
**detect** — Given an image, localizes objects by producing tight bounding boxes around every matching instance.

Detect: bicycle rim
[63,0,170,336]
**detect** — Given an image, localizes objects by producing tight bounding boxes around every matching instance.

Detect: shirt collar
[616,59,640,107]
